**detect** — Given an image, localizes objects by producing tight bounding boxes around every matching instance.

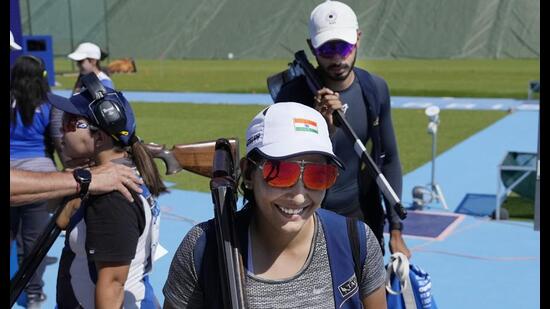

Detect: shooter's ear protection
[80,73,127,137]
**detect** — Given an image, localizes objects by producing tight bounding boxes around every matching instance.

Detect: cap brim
[47,93,87,116]
[311,28,357,48]
[255,147,345,170]
[67,52,87,61]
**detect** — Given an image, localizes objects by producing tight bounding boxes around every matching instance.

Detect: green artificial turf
[132,103,265,192]
[131,103,507,192]
[501,194,535,221]
[51,58,530,219]
[54,58,539,99]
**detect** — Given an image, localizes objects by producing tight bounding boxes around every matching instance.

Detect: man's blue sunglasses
[314,41,356,59]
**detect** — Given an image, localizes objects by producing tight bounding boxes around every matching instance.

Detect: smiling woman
[163,102,387,309]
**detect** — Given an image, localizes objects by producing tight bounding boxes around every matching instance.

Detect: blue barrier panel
[22,35,56,87]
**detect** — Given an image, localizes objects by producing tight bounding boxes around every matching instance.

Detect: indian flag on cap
[293,118,318,134]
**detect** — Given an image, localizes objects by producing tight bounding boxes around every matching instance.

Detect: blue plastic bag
[386,253,438,309]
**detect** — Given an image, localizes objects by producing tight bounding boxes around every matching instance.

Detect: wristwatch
[73,168,92,199]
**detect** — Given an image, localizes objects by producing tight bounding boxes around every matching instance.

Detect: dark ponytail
[130,141,167,197]
[10,56,50,126]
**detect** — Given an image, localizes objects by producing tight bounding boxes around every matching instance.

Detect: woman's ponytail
[130,140,167,197]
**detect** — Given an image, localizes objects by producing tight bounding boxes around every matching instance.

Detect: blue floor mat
[455,193,497,217]
[385,210,464,240]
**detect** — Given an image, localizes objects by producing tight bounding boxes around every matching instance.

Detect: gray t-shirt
[163,213,385,308]
[322,77,368,216]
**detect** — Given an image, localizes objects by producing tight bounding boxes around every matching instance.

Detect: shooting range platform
[455,193,497,217]
[11,108,539,309]
[384,210,465,240]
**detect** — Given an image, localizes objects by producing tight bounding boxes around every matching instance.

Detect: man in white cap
[10,30,22,50]
[275,0,410,258]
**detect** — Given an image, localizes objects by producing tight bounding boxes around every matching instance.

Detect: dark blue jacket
[274,67,403,248]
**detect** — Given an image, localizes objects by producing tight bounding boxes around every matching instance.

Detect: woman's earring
[244,183,252,189]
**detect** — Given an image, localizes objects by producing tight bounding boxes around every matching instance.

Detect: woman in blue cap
[51,42,115,169]
[51,73,166,308]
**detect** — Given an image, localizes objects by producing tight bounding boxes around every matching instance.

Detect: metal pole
[431,125,437,188]
[10,200,68,306]
[496,169,501,220]
[67,0,75,72]
[427,118,448,209]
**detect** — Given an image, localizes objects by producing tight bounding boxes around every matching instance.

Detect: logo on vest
[338,274,358,299]
[341,103,349,114]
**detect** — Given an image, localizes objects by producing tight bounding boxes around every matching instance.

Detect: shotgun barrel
[10,200,66,307]
[210,138,247,308]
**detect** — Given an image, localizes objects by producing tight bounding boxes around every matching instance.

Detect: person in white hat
[67,42,114,91]
[275,0,411,259]
[10,30,22,50]
[163,102,387,308]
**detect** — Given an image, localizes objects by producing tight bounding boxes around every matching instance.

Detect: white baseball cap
[68,42,101,61]
[309,0,358,48]
[246,102,344,168]
[10,30,21,50]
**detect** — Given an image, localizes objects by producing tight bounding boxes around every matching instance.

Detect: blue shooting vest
[194,208,368,308]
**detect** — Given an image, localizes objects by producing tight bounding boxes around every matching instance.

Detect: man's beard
[320,53,357,82]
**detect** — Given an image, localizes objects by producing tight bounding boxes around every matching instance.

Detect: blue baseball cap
[48,88,137,146]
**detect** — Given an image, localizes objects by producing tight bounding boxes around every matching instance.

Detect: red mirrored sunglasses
[250,159,339,190]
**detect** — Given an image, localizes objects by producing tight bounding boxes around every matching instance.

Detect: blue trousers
[10,201,51,295]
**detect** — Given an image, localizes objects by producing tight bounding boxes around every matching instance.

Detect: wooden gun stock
[145,138,240,178]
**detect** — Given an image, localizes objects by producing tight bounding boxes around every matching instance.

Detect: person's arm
[10,162,143,206]
[362,285,387,309]
[10,169,81,206]
[95,261,130,309]
[163,224,208,308]
[55,197,82,229]
[314,87,343,136]
[375,77,411,258]
[86,192,143,308]
[360,223,387,308]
